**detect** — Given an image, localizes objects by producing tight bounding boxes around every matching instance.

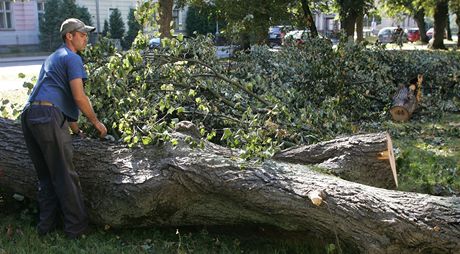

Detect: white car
[283,30,312,46]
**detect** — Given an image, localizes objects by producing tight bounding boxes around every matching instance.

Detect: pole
[96,0,101,40]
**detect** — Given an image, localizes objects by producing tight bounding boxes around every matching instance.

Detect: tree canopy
[108,8,125,40]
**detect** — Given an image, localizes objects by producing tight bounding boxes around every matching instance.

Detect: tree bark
[390,75,423,122]
[340,12,357,41]
[300,0,318,38]
[414,8,429,44]
[447,14,452,41]
[1,118,459,253]
[274,132,397,189]
[456,10,460,47]
[355,10,364,43]
[432,0,449,50]
[158,0,174,38]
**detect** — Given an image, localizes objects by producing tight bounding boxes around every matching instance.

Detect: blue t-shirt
[29,44,88,121]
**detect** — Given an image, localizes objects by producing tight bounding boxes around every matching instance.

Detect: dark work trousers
[21,105,88,238]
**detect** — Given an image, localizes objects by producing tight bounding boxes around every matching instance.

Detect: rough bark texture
[432,0,448,50]
[355,10,364,43]
[274,132,397,189]
[414,8,429,44]
[390,75,423,122]
[1,118,459,253]
[456,10,460,47]
[300,0,318,38]
[158,0,173,38]
[390,86,418,122]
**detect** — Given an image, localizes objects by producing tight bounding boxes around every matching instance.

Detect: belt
[31,101,54,106]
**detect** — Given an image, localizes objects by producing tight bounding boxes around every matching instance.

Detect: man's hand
[69,121,86,138]
[94,121,107,138]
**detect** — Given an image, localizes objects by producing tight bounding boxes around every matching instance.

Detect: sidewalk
[0,55,48,64]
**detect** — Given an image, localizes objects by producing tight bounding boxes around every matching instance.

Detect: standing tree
[451,0,460,47]
[384,0,430,43]
[102,20,109,37]
[123,8,142,49]
[39,0,92,51]
[299,0,319,38]
[109,8,125,40]
[158,0,174,38]
[185,4,217,36]
[39,0,61,51]
[335,0,373,42]
[432,0,449,49]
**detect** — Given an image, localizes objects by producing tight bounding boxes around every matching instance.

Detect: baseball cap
[60,18,96,36]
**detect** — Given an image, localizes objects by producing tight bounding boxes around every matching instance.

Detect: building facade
[0,1,42,47]
[0,0,188,49]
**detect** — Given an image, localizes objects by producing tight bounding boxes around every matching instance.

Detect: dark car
[268,25,291,47]
[148,37,161,49]
[407,28,420,43]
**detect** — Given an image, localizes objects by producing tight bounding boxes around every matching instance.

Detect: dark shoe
[65,225,96,240]
[37,226,56,237]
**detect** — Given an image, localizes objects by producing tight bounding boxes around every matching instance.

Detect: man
[394,25,404,47]
[21,18,107,239]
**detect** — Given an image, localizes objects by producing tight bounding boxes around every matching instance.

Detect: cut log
[0,118,459,253]
[273,132,398,189]
[390,74,423,122]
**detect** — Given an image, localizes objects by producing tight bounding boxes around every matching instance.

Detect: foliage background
[39,0,93,52]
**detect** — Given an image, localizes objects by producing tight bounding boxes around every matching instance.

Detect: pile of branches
[79,35,460,159]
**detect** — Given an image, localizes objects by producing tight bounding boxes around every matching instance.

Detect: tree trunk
[355,10,364,43]
[432,0,449,50]
[300,0,318,38]
[456,10,460,47]
[274,132,397,189]
[414,8,429,44]
[390,75,423,122]
[158,0,174,38]
[1,118,459,253]
[340,14,356,41]
[447,14,452,41]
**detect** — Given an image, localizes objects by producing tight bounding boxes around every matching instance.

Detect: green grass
[0,206,333,254]
[389,113,460,195]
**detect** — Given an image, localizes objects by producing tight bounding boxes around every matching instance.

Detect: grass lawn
[0,87,458,253]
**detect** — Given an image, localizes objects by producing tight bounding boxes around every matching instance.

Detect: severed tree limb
[390,75,423,122]
[0,118,459,253]
[274,132,398,189]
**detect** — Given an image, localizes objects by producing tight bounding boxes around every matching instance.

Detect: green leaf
[221,128,232,140]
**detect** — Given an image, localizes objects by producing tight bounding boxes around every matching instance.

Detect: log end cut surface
[390,106,410,122]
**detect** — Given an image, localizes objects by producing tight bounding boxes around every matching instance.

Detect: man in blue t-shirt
[21,18,107,239]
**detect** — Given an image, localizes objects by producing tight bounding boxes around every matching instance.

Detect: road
[0,56,45,91]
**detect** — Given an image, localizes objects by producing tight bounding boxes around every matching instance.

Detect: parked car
[148,37,161,49]
[283,30,332,47]
[283,29,310,45]
[268,25,291,46]
[426,27,447,39]
[407,28,420,43]
[377,27,408,44]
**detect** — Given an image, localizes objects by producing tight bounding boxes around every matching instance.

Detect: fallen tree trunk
[274,132,398,189]
[0,118,459,253]
[390,75,423,122]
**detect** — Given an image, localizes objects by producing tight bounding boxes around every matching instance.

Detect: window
[37,0,45,22]
[0,1,12,29]
[172,8,179,30]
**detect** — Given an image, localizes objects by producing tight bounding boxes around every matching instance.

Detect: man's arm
[69,78,107,138]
